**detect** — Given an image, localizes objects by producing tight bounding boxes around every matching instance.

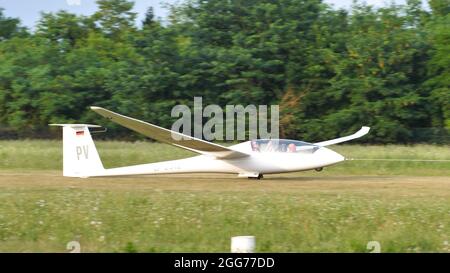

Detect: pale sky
[0,0,430,30]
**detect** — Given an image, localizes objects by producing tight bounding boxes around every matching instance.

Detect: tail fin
[50,124,104,177]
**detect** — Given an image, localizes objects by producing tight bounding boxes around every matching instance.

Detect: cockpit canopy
[250,139,317,153]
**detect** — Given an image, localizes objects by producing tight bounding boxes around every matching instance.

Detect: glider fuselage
[92,141,344,177]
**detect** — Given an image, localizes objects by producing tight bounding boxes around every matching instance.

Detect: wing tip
[90,106,103,111]
[361,126,370,134]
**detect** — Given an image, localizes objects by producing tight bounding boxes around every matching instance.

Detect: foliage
[0,0,448,143]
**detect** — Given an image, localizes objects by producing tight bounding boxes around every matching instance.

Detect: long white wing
[90,106,249,159]
[314,126,370,146]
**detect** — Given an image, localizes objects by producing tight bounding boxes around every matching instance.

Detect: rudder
[50,124,104,177]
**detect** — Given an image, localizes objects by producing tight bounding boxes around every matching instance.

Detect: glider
[50,107,370,179]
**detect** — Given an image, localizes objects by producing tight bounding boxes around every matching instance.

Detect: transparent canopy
[250,139,316,153]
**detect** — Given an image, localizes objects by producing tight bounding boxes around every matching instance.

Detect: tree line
[0,0,448,143]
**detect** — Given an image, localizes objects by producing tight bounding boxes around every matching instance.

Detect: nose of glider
[316,147,345,165]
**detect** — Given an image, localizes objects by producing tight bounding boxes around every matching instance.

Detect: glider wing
[314,126,370,146]
[90,106,249,159]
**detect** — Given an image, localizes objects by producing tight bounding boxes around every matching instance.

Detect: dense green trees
[293,1,432,142]
[0,8,26,41]
[426,0,450,131]
[0,0,448,142]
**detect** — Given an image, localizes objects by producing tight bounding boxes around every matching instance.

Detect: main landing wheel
[248,174,264,180]
[315,167,323,172]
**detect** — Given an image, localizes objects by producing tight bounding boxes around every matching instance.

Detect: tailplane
[50,124,104,177]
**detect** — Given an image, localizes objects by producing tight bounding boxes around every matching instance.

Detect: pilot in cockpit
[287,143,296,153]
[266,140,275,152]
[251,140,260,152]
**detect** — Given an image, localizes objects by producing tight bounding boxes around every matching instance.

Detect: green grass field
[0,140,449,252]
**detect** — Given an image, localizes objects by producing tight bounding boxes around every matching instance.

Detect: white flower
[90,220,102,226]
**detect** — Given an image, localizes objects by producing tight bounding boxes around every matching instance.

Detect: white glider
[50,107,370,179]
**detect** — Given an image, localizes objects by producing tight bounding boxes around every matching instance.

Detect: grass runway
[0,141,449,252]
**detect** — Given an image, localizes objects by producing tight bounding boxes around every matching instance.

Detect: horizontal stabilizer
[49,124,102,128]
